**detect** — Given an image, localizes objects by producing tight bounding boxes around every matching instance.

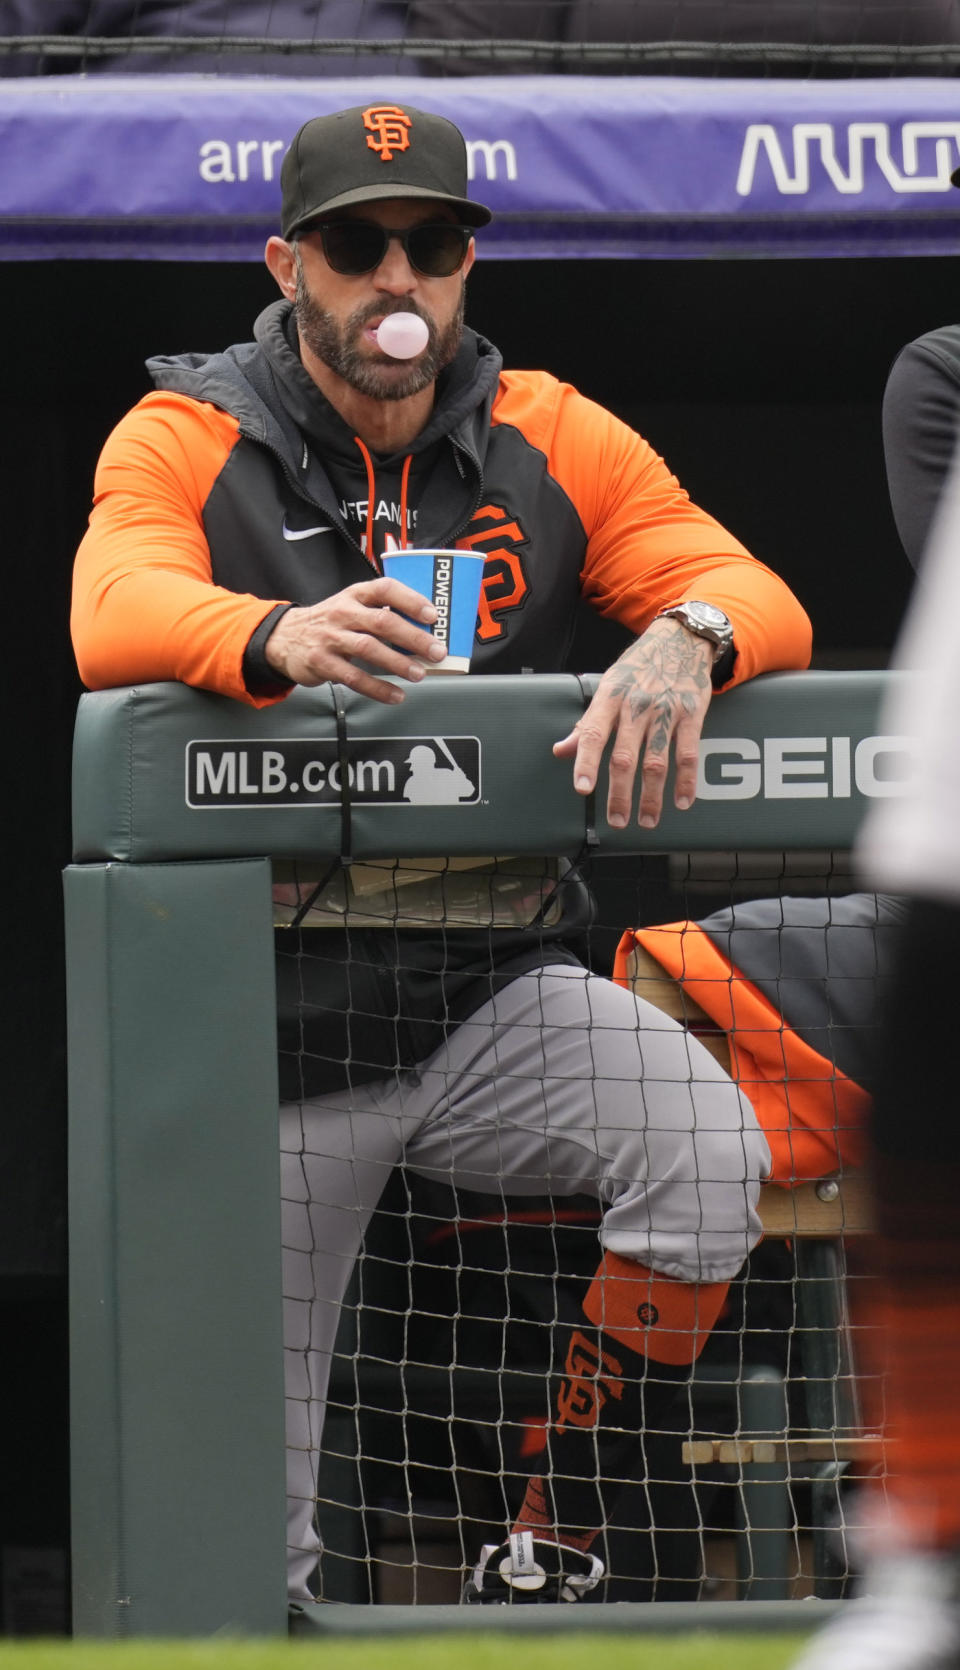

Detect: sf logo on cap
[363,105,412,162]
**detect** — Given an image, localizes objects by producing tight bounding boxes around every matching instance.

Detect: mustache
[354,298,435,346]
[359,299,430,325]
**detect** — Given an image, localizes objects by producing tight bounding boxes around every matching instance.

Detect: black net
[277,847,886,1605]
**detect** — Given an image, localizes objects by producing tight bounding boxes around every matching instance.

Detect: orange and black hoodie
[73,300,810,702]
[71,300,812,1095]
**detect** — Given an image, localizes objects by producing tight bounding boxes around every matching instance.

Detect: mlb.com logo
[186,736,481,808]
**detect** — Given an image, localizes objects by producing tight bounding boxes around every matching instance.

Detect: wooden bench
[686,1166,880,1475]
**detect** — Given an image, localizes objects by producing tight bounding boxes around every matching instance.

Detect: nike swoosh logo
[282,519,332,542]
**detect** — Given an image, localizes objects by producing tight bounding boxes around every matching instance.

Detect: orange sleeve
[495,373,812,685]
[71,392,291,708]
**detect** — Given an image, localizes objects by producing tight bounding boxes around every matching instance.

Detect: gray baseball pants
[281,962,770,1600]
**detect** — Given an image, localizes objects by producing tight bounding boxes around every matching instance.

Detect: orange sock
[512,1475,596,1552]
[510,1255,729,1547]
[582,1251,729,1365]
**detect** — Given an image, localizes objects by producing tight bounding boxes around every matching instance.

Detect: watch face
[689,602,729,630]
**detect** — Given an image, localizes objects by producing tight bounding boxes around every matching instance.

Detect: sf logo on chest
[459,503,531,642]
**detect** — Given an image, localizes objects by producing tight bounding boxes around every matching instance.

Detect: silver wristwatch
[656,600,735,663]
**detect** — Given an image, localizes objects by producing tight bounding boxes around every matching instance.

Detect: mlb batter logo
[186,735,481,808]
[402,741,475,804]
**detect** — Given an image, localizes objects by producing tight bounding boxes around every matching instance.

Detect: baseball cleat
[462,1530,604,1604]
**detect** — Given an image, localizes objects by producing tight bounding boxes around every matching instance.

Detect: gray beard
[294,266,465,401]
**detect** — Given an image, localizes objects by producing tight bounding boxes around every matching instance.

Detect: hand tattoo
[603,626,712,749]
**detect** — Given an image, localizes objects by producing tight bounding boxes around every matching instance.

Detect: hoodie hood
[146,299,503,478]
[146,299,505,576]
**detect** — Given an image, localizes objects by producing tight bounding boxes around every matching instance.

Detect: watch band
[654,602,736,687]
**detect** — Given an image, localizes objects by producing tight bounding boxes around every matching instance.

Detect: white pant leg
[401,964,770,1281]
[281,1089,426,1600]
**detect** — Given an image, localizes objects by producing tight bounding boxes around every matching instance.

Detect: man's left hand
[553,616,715,829]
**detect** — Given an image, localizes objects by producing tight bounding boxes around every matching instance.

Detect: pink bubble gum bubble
[376,311,430,360]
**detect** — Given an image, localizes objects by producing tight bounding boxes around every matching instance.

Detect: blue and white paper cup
[382,548,485,673]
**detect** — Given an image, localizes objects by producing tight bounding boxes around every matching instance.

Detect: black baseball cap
[281,103,493,239]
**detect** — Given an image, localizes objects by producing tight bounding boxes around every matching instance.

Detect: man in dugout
[70,100,810,1605]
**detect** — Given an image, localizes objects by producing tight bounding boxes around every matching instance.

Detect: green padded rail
[71,669,909,862]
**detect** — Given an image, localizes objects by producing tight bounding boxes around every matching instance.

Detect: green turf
[0,1633,812,1670]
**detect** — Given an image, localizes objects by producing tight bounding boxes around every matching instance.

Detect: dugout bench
[64,669,900,1635]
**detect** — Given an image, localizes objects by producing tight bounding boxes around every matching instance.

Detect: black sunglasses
[315,220,473,279]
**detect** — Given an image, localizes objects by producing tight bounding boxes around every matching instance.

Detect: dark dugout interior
[3,244,956,1626]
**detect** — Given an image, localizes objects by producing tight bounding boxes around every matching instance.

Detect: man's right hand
[264,577,447,703]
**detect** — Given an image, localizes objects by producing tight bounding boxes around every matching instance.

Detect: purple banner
[3,73,960,259]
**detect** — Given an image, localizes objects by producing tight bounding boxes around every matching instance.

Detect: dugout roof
[4,72,960,260]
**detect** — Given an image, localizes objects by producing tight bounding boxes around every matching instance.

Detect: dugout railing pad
[63,669,901,1637]
[71,669,906,862]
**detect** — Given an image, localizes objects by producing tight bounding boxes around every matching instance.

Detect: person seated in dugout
[782,314,960,1670]
[70,99,812,1607]
[614,314,960,1197]
[615,893,902,1191]
[599,316,960,1630]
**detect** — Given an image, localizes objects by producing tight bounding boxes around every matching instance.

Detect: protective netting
[2,0,960,78]
[277,848,887,1604]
